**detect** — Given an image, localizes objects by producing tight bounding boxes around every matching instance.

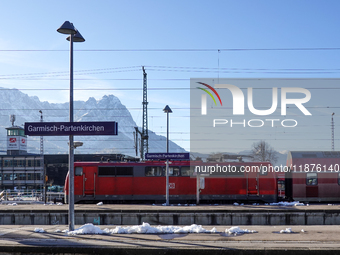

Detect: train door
[306,173,318,198]
[247,171,259,197]
[168,166,180,196]
[84,166,97,196]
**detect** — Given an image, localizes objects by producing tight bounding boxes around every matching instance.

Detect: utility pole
[135,67,149,160]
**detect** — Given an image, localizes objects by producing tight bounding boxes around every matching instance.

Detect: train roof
[288,151,340,159]
[73,160,272,166]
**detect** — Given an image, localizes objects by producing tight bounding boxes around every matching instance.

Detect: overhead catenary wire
[2,65,340,80]
[1,47,340,52]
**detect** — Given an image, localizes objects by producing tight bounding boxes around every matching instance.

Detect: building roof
[288,151,340,159]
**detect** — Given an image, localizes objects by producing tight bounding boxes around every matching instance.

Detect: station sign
[145,153,190,160]
[7,136,27,150]
[24,121,118,136]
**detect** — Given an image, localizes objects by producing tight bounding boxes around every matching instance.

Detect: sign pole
[166,111,170,206]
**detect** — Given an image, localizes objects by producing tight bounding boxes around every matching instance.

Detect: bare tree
[250,140,278,164]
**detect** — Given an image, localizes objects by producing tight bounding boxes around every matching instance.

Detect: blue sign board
[24,122,118,136]
[145,153,190,160]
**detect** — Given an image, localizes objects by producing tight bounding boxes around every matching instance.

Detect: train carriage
[286,151,340,202]
[64,160,278,204]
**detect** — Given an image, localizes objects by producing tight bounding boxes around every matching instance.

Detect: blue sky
[0,0,339,153]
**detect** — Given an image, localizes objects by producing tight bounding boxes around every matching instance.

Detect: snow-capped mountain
[0,88,186,156]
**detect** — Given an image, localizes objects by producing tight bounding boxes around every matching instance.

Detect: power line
[2,65,340,80]
[3,71,340,80]
[0,105,338,111]
[145,66,340,71]
[1,87,340,91]
[0,66,141,77]
[1,47,340,52]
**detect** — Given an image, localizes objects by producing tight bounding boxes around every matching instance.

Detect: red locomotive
[285,151,340,202]
[63,150,340,204]
[64,160,278,204]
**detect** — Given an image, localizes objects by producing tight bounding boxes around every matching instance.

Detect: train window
[145,166,162,176]
[116,167,133,176]
[161,167,180,176]
[181,166,193,176]
[306,173,317,186]
[227,167,244,176]
[278,180,285,190]
[98,167,115,176]
[169,167,180,176]
[75,167,83,176]
[259,167,268,176]
[338,173,340,186]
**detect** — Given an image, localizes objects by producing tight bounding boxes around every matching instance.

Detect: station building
[0,122,43,191]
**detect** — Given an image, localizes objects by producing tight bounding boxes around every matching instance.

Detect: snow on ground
[34,228,46,233]
[53,223,259,236]
[67,224,105,235]
[225,226,257,234]
[104,222,218,234]
[43,203,64,206]
[279,228,306,233]
[270,201,305,206]
[55,223,248,235]
[280,228,293,233]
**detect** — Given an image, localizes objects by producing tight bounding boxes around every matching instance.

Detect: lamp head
[57,21,76,35]
[67,30,85,42]
[74,141,83,148]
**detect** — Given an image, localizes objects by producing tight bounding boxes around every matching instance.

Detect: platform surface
[1,202,340,212]
[0,224,340,254]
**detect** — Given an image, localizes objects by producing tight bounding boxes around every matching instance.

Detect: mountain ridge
[0,88,185,156]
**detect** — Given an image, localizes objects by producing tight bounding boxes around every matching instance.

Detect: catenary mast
[134,67,149,160]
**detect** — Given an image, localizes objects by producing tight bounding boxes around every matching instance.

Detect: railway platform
[0,224,340,254]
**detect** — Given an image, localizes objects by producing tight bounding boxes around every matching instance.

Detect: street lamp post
[163,105,172,206]
[57,21,85,231]
[332,113,335,151]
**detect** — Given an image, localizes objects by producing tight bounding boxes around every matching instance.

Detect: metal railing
[0,190,64,203]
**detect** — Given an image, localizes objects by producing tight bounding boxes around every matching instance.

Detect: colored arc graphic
[197,87,217,105]
[197,82,223,106]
